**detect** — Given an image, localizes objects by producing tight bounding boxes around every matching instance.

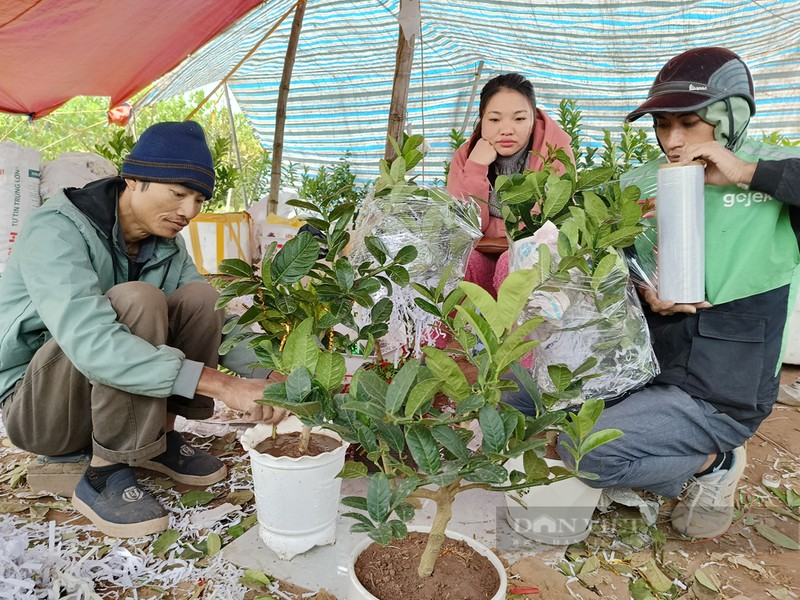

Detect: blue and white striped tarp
[140,0,800,184]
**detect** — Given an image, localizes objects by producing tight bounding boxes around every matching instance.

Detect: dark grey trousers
[2,281,224,465]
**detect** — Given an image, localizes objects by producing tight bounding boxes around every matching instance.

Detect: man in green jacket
[0,121,286,538]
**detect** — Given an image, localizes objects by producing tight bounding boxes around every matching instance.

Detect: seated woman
[446,72,574,297]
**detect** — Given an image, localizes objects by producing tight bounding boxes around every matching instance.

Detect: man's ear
[123,178,137,191]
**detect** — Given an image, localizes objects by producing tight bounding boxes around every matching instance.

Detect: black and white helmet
[626,47,755,122]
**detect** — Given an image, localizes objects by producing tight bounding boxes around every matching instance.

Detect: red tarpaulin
[0,0,262,118]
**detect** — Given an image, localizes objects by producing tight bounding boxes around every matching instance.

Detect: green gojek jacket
[0,178,206,400]
[621,140,800,430]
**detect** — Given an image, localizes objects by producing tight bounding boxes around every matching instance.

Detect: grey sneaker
[140,430,227,486]
[671,446,746,538]
[72,467,169,538]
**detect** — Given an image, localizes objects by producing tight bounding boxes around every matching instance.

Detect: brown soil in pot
[353,531,501,600]
[253,431,341,458]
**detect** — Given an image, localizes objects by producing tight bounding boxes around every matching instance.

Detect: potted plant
[496,121,658,409]
[215,195,417,559]
[260,267,623,599]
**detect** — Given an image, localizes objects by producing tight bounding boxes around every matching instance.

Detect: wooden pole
[268,0,307,215]
[384,0,418,162]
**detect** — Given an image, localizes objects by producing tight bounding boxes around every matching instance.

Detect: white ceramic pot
[504,457,602,545]
[347,525,507,600]
[240,417,347,560]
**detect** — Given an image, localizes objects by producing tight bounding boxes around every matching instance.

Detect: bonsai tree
[258,266,623,580]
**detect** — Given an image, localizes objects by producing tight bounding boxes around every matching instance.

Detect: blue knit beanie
[121,121,215,198]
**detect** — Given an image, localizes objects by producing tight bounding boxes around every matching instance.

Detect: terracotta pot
[346,525,507,600]
[240,418,347,560]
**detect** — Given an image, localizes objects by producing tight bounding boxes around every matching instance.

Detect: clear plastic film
[349,184,482,356]
[655,162,705,302]
[511,223,659,409]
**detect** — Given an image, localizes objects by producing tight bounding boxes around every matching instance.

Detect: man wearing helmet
[558,47,800,539]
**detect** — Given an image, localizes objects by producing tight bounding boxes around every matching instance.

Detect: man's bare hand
[679,142,757,188]
[642,287,712,316]
[197,367,290,424]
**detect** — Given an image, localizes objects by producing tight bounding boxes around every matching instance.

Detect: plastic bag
[349,184,481,356]
[511,225,658,409]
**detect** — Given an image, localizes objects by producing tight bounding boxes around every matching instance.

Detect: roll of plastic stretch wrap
[656,162,705,303]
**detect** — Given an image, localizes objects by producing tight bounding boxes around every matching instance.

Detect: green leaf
[479,405,507,453]
[583,191,609,226]
[463,461,508,484]
[373,421,406,454]
[315,352,346,393]
[755,523,800,550]
[218,258,254,278]
[341,495,369,510]
[385,360,420,415]
[421,347,470,400]
[541,178,574,220]
[639,559,674,593]
[597,226,643,249]
[285,367,313,403]
[334,258,355,290]
[455,393,485,416]
[495,269,540,332]
[241,569,273,587]
[405,377,441,417]
[370,297,393,324]
[577,167,613,191]
[454,304,497,353]
[591,252,619,291]
[390,155,407,182]
[179,491,216,508]
[430,425,470,460]
[494,317,543,374]
[151,530,180,557]
[693,567,721,592]
[394,245,418,265]
[405,426,441,474]
[547,364,573,393]
[338,461,368,479]
[457,281,502,337]
[270,232,319,284]
[354,370,389,407]
[365,236,388,264]
[366,473,391,522]
[522,451,550,479]
[206,532,222,557]
[281,318,319,372]
[413,297,441,318]
[579,429,623,456]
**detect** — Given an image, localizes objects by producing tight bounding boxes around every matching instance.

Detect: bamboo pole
[384,0,418,162]
[458,60,484,135]
[268,0,307,215]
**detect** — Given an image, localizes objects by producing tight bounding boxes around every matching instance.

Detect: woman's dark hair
[466,73,537,156]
